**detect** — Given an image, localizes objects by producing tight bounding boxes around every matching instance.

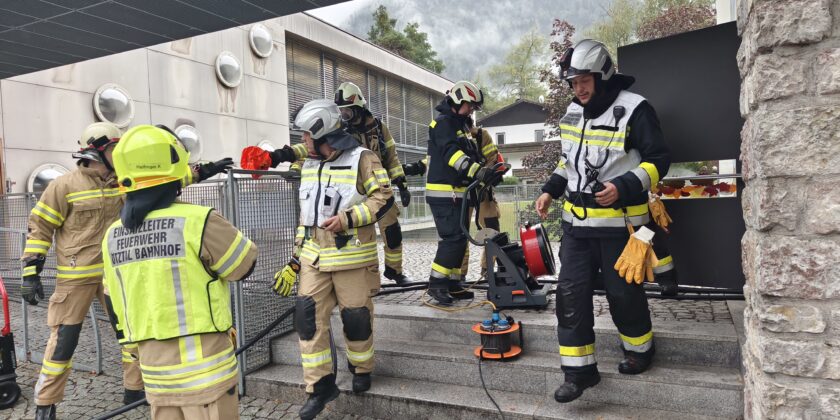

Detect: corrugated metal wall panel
[286,40,323,123]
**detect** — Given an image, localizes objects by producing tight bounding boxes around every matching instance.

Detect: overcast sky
[307,0,613,81]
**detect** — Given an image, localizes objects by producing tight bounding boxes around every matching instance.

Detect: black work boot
[123,388,147,405]
[384,266,411,286]
[656,270,678,297]
[427,276,454,305]
[448,280,474,300]
[35,404,56,420]
[554,373,601,403]
[299,374,340,420]
[347,361,371,393]
[618,347,655,375]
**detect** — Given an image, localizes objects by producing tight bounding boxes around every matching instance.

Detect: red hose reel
[519,223,556,277]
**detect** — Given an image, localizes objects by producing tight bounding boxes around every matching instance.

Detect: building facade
[0,12,451,193]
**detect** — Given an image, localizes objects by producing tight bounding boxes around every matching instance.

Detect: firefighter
[459,116,502,279]
[21,122,232,420]
[101,125,257,419]
[269,82,413,286]
[534,39,670,403]
[271,99,394,420]
[425,81,503,305]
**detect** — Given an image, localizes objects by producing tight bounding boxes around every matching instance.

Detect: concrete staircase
[246,303,744,419]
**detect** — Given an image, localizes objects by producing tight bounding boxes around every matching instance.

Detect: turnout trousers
[34,282,143,406]
[378,204,404,276]
[428,201,469,287]
[555,231,654,381]
[295,264,380,393]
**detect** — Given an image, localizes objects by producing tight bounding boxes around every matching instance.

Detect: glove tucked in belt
[614,226,658,284]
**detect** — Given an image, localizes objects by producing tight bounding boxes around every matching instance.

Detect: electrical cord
[478,344,506,420]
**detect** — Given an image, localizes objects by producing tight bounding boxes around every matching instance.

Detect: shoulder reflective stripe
[24,239,51,254]
[429,120,437,128]
[562,201,648,218]
[301,348,332,368]
[346,346,374,363]
[171,261,188,337]
[448,150,466,168]
[559,354,597,367]
[142,347,234,377]
[639,162,660,187]
[559,344,595,357]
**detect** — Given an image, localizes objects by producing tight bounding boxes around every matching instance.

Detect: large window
[286,37,438,153]
[497,132,506,145]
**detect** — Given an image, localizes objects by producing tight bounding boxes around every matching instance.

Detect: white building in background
[0,12,451,193]
[477,99,557,180]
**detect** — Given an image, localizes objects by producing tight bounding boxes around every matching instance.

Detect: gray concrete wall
[738,0,840,417]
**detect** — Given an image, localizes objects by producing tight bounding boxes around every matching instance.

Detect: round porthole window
[28,163,70,194]
[215,52,242,88]
[249,24,273,58]
[93,83,135,128]
[174,124,202,164]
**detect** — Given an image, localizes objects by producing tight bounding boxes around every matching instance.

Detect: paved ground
[3,241,732,419]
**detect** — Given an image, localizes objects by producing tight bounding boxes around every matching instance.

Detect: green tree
[484,28,550,111]
[367,5,445,73]
[584,0,642,59]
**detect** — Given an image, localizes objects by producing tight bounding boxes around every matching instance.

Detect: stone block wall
[738,0,840,418]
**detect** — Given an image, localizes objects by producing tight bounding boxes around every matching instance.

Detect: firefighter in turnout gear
[534,40,670,403]
[425,81,503,305]
[23,122,232,420]
[102,125,257,419]
[272,99,394,420]
[269,82,413,286]
[459,116,502,279]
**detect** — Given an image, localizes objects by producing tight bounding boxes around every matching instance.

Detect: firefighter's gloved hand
[270,146,297,167]
[21,255,46,305]
[475,167,503,187]
[614,226,657,284]
[402,160,426,176]
[648,195,673,232]
[197,158,234,181]
[394,177,411,207]
[272,257,301,297]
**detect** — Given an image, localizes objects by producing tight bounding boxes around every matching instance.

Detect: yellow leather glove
[614,226,657,284]
[272,257,301,297]
[648,195,673,232]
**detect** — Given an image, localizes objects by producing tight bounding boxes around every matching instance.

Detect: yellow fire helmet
[113,124,192,192]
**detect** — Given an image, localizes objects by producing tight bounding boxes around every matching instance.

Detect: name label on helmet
[108,217,186,266]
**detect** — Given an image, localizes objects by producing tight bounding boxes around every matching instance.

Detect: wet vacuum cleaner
[461,167,554,309]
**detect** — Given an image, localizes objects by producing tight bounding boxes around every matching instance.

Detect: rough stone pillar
[738,0,840,418]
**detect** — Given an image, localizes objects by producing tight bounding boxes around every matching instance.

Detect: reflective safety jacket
[289,113,405,181]
[425,100,483,204]
[296,146,394,271]
[541,89,670,237]
[25,166,123,285]
[102,203,255,343]
[102,203,256,406]
[24,165,201,285]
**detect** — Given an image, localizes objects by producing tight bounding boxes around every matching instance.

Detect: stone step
[368,303,741,368]
[247,364,733,420]
[270,335,743,418]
